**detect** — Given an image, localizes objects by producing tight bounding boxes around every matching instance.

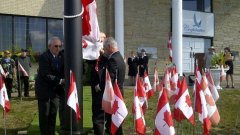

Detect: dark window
[29,18,46,53]
[183,0,212,12]
[48,19,63,41]
[14,16,27,50]
[0,15,63,54]
[0,15,12,51]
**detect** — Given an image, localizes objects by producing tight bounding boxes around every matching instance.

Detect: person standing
[204,46,216,69]
[16,49,31,97]
[35,37,65,135]
[101,37,126,135]
[86,32,107,135]
[0,50,16,99]
[224,47,234,88]
[138,49,148,77]
[127,50,138,85]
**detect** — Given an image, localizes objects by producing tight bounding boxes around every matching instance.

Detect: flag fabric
[163,67,171,98]
[133,76,146,135]
[206,70,219,102]
[102,69,114,114]
[173,77,194,125]
[18,62,29,76]
[82,0,102,60]
[132,75,148,113]
[143,72,154,99]
[168,32,173,62]
[82,0,100,41]
[201,74,220,125]
[67,70,81,121]
[194,80,211,135]
[0,74,10,115]
[154,88,175,135]
[220,65,226,82]
[153,65,161,92]
[111,80,128,135]
[169,66,178,104]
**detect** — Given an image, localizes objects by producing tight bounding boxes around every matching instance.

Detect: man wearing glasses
[35,36,65,135]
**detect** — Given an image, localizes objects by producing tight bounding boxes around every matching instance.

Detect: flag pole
[62,0,83,134]
[3,111,6,135]
[17,61,22,101]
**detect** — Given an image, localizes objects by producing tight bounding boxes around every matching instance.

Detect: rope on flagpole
[64,5,84,18]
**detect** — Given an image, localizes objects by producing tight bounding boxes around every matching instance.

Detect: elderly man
[35,37,65,135]
[100,37,126,135]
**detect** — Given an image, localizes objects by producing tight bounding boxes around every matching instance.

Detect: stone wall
[0,0,63,18]
[213,0,240,54]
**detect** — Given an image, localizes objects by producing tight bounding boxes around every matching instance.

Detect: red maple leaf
[185,95,192,107]
[112,100,119,114]
[164,110,173,127]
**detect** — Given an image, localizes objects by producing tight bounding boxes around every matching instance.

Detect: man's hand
[95,84,101,92]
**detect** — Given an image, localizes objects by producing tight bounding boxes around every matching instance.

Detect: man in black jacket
[35,37,65,135]
[101,37,126,135]
[16,49,31,97]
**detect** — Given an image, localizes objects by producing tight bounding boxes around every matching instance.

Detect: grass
[0,86,240,135]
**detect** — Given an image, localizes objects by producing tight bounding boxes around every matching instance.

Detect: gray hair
[48,36,61,46]
[103,37,118,49]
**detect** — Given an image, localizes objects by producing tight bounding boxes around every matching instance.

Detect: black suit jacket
[99,51,125,96]
[35,50,64,99]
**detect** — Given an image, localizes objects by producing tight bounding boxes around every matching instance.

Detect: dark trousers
[5,78,13,99]
[38,97,59,135]
[17,76,29,97]
[91,85,105,135]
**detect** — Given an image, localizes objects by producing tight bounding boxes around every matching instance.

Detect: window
[0,15,63,54]
[29,18,46,53]
[183,0,212,12]
[0,15,12,51]
[14,16,27,50]
[48,19,63,41]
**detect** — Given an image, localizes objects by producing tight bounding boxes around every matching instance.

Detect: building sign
[183,10,214,37]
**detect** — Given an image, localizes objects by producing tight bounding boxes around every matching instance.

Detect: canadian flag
[82,0,102,60]
[18,62,28,77]
[220,65,226,82]
[201,74,220,125]
[143,72,154,99]
[0,74,10,115]
[111,80,128,135]
[168,32,173,62]
[82,0,100,41]
[194,80,211,135]
[153,66,161,92]
[132,75,148,113]
[173,77,194,125]
[102,69,114,114]
[67,70,81,121]
[154,88,175,135]
[133,76,146,135]
[206,70,219,102]
[163,67,171,98]
[169,66,178,104]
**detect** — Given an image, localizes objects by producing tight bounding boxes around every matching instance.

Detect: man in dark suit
[101,37,126,135]
[138,49,148,77]
[35,37,65,135]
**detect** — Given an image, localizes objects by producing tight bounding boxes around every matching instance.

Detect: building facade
[0,0,239,74]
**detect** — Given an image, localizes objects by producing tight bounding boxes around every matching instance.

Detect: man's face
[49,39,62,56]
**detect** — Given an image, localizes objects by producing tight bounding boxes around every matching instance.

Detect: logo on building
[193,13,201,28]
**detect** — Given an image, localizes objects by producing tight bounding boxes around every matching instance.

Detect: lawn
[0,86,239,135]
